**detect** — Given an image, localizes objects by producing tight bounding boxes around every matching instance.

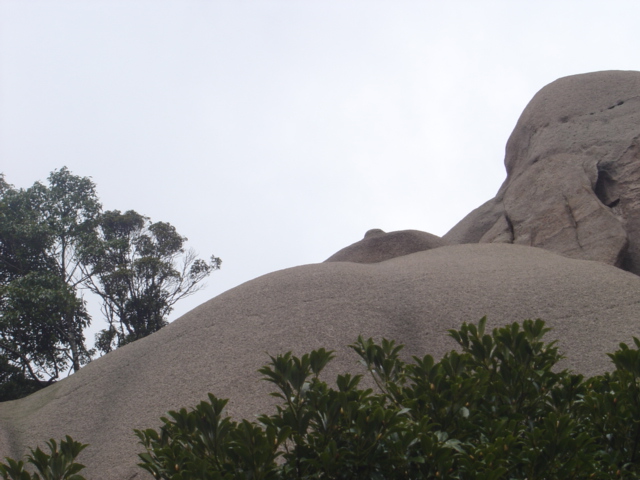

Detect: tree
[0,169,97,395]
[31,168,100,373]
[0,168,220,400]
[80,210,221,354]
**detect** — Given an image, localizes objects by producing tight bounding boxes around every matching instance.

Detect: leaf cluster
[0,436,87,480]
[135,394,284,480]
[6,318,640,479]
[134,317,640,479]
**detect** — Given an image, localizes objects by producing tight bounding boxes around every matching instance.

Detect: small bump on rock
[364,229,385,238]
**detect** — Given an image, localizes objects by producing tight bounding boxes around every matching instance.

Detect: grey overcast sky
[1,1,639,345]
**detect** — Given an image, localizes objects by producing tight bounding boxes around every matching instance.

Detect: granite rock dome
[2,70,640,479]
[324,229,448,263]
[445,70,640,274]
[2,245,640,479]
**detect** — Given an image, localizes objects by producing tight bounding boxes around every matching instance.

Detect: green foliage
[80,210,221,354]
[581,337,640,476]
[0,436,87,480]
[134,394,284,480]
[0,353,41,402]
[135,318,640,479]
[0,168,96,394]
[7,318,640,478]
[0,168,220,399]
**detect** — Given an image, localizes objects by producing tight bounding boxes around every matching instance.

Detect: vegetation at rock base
[0,436,87,480]
[5,317,640,479]
[135,317,640,479]
[0,168,220,401]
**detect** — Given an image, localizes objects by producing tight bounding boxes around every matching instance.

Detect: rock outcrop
[324,229,448,263]
[2,70,640,479]
[445,70,640,273]
[2,245,640,479]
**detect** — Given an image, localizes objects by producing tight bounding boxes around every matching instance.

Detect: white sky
[1,1,640,347]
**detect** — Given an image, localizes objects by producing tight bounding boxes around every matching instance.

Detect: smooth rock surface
[3,70,640,479]
[324,229,448,263]
[2,244,640,479]
[445,70,640,273]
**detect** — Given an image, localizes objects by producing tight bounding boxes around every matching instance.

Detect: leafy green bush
[6,318,640,479]
[135,317,640,479]
[0,436,87,480]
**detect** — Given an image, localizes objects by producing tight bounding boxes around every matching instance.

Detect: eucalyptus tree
[80,209,221,354]
[0,168,220,400]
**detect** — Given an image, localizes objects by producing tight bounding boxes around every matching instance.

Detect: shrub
[6,318,640,479]
[135,317,640,479]
[0,436,87,480]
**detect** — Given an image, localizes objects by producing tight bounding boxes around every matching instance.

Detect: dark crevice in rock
[504,212,515,243]
[621,250,635,273]
[580,96,638,118]
[595,165,619,209]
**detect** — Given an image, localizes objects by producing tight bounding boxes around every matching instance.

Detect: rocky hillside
[1,70,639,479]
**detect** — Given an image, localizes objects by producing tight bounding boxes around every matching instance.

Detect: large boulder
[2,244,640,479]
[3,70,640,478]
[445,70,640,274]
[324,228,448,263]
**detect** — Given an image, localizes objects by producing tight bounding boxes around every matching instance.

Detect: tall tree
[38,168,100,372]
[0,168,97,394]
[0,168,220,400]
[80,210,221,354]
